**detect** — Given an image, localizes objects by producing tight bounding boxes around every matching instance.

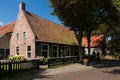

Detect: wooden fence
[48,56,79,68]
[0,59,39,76]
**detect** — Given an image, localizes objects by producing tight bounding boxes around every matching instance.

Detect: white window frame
[62,46,66,56]
[52,45,58,57]
[26,46,32,58]
[23,31,27,39]
[16,33,19,40]
[41,44,49,57]
[66,46,71,56]
[72,47,75,56]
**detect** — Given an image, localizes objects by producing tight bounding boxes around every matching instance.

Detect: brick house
[0,22,15,59]
[0,2,104,59]
[10,3,78,59]
[82,35,103,55]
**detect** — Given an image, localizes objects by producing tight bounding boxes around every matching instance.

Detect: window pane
[53,52,57,57]
[27,46,31,58]
[42,45,48,50]
[53,46,57,50]
[52,46,58,57]
[41,45,48,57]
[66,46,70,56]
[23,32,26,39]
[27,46,31,51]
[62,46,65,50]
[42,52,47,57]
[27,52,31,58]
[16,46,19,55]
[16,34,19,40]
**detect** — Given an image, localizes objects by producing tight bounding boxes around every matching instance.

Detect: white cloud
[0,22,4,26]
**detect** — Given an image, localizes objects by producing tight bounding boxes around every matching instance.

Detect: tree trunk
[101,36,106,55]
[87,32,91,59]
[76,30,83,62]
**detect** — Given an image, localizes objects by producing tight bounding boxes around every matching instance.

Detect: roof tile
[82,35,103,47]
[0,22,15,35]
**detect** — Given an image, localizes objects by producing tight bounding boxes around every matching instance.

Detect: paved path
[41,67,120,80]
[42,63,94,75]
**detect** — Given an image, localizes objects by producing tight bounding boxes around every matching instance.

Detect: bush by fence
[48,56,79,68]
[0,59,39,76]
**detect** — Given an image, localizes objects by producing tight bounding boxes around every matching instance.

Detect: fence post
[63,57,65,65]
[36,60,39,70]
[9,62,12,74]
[48,59,50,68]
[0,62,1,76]
[33,59,40,70]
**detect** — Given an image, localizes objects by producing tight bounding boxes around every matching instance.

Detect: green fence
[48,56,79,68]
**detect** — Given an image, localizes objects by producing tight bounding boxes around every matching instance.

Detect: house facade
[82,35,103,55]
[0,22,15,59]
[10,3,78,59]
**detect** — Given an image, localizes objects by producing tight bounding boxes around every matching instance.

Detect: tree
[49,0,87,59]
[91,0,120,55]
[49,0,120,59]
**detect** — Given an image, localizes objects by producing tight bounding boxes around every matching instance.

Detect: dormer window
[16,33,19,40]
[23,32,27,39]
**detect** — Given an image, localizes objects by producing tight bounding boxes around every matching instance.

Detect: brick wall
[10,6,35,59]
[0,34,11,49]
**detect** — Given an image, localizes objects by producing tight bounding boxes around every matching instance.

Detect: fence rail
[0,60,39,76]
[48,56,79,68]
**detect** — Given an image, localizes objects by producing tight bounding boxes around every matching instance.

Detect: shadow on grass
[89,59,120,68]
[0,68,55,80]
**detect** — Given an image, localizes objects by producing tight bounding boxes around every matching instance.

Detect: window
[66,46,71,56]
[41,44,49,57]
[16,46,19,55]
[16,33,19,40]
[23,32,27,39]
[52,45,58,57]
[27,46,31,58]
[73,47,79,56]
[59,46,66,57]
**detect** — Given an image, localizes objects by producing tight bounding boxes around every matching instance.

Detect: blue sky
[0,0,62,26]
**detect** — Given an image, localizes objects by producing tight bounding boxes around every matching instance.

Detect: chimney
[19,2,25,11]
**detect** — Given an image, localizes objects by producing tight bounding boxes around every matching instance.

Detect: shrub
[39,57,48,65]
[8,55,26,61]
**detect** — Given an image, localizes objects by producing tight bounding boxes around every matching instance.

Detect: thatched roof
[23,11,78,45]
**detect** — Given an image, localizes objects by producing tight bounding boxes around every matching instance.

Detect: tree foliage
[91,0,120,54]
[49,0,120,56]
